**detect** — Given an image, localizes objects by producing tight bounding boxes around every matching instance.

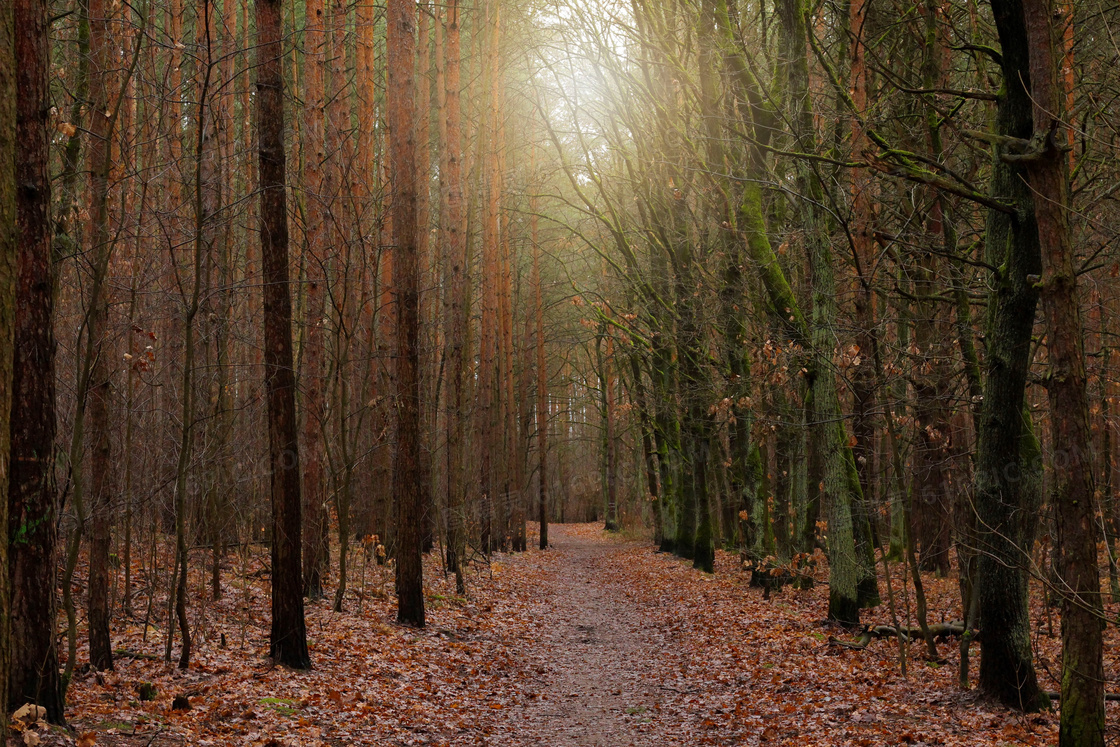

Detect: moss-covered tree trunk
[974,0,1048,712]
[729,0,878,622]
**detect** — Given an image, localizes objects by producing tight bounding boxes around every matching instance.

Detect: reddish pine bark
[300,0,327,599]
[1022,1,1104,743]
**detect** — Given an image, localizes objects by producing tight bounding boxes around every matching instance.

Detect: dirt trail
[489,525,705,746]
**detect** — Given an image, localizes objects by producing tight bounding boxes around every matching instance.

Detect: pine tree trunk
[1021,1,1104,741]
[7,0,63,720]
[256,0,310,669]
[388,0,425,628]
[440,0,467,591]
[477,0,502,555]
[0,0,18,736]
[416,4,436,556]
[300,0,327,600]
[85,0,116,671]
[533,183,549,550]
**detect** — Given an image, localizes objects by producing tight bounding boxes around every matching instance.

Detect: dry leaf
[13,704,46,723]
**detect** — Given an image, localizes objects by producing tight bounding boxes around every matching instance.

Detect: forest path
[488,524,721,746]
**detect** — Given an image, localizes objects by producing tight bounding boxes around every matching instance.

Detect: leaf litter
[37,523,1120,745]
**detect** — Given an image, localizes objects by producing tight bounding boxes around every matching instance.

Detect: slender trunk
[83,0,127,671]
[257,0,310,669]
[476,0,502,555]
[533,174,549,550]
[440,0,467,591]
[629,356,660,545]
[300,0,327,599]
[388,0,425,627]
[416,4,437,555]
[516,299,532,552]
[602,334,619,532]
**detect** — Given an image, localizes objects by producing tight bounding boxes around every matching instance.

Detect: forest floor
[14,523,1120,746]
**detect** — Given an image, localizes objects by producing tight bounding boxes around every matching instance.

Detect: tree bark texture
[256,0,310,669]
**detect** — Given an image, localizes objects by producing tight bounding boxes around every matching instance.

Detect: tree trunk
[85,0,116,671]
[846,0,879,551]
[300,0,327,599]
[1021,1,1104,742]
[256,0,310,669]
[602,334,620,533]
[388,0,425,628]
[733,0,878,621]
[974,0,1048,712]
[0,0,18,736]
[7,0,63,720]
[416,4,436,556]
[533,178,549,550]
[477,0,502,555]
[439,0,467,592]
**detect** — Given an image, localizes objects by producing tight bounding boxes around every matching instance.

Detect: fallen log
[828,627,874,649]
[1047,691,1120,703]
[870,622,974,642]
[828,622,976,650]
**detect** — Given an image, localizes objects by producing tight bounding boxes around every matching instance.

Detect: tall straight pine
[8,0,63,720]
[0,0,16,737]
[256,0,310,668]
[388,0,425,627]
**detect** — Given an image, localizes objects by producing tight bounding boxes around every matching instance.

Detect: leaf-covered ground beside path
[19,523,1120,745]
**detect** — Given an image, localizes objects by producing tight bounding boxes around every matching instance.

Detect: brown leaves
[58,525,1103,746]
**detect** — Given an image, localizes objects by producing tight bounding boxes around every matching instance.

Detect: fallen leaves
[49,523,1120,746]
[10,704,52,747]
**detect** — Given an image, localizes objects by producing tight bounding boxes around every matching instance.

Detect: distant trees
[529,0,1119,721]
